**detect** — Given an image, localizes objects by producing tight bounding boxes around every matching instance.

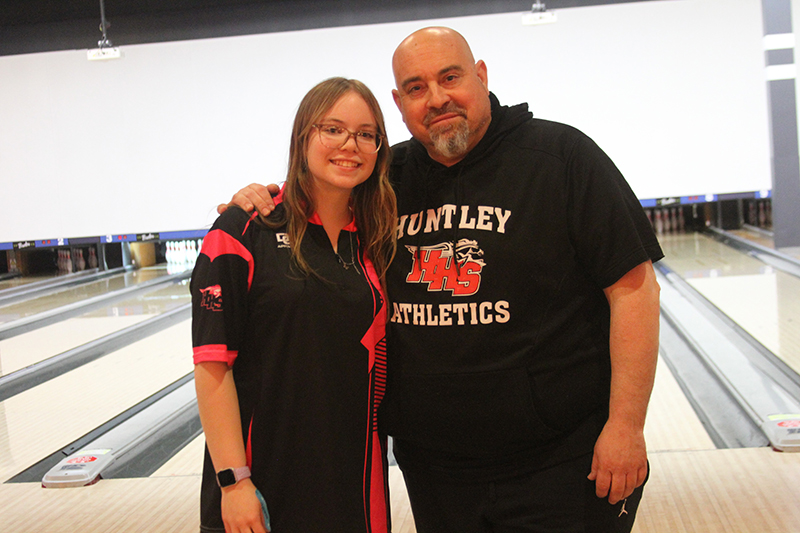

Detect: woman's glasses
[313,124,382,153]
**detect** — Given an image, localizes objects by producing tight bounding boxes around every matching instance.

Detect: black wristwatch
[216,466,251,488]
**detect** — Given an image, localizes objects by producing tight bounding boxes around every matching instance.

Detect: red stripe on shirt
[242,211,259,235]
[360,255,387,371]
[359,250,389,532]
[193,344,238,365]
[200,229,255,290]
[246,417,253,469]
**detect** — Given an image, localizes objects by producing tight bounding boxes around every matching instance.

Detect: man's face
[392,30,492,166]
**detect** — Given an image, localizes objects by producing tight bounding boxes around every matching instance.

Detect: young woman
[191,77,396,533]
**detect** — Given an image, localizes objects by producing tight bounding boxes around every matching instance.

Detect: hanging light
[522,1,557,25]
[87,0,122,61]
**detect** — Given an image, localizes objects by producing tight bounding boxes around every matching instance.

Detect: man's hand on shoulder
[217,183,280,216]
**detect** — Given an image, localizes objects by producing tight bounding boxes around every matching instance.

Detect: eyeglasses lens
[317,126,381,153]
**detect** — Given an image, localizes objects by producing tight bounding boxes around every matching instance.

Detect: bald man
[222,27,663,533]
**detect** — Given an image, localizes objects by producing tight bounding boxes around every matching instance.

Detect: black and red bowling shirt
[191,203,389,533]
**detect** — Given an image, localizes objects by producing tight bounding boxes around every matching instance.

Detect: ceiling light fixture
[522,1,557,25]
[87,0,122,61]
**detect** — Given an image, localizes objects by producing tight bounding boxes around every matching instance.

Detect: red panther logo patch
[199,285,223,311]
[405,239,485,296]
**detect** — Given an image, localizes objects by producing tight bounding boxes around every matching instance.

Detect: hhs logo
[405,239,485,296]
[199,285,223,311]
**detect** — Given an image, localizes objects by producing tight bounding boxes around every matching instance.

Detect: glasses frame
[312,124,383,154]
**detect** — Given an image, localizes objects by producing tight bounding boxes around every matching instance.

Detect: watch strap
[216,466,251,487]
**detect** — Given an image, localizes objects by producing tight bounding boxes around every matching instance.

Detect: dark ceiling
[0,0,663,56]
[1,0,265,27]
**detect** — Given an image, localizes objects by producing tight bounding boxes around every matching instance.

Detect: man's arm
[217,183,281,216]
[588,260,660,504]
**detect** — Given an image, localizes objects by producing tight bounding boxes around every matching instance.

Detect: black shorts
[399,452,647,533]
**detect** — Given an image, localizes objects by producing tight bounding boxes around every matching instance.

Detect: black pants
[400,452,647,533]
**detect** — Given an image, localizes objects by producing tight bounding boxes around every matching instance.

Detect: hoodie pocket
[397,367,562,457]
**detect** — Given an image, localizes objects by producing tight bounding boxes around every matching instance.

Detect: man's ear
[392,89,407,123]
[475,60,489,93]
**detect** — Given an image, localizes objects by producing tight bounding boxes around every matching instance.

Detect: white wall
[0,0,771,244]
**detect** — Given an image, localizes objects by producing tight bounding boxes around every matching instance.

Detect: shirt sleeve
[565,132,664,289]
[190,208,257,366]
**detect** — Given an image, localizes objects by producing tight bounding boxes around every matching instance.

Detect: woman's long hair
[263,77,397,284]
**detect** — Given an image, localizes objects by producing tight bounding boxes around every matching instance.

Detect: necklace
[335,230,360,274]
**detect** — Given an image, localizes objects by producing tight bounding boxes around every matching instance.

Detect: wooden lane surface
[633,447,800,533]
[0,476,202,533]
[0,273,57,292]
[0,316,152,377]
[0,339,789,533]
[729,228,776,250]
[783,247,800,261]
[689,271,800,373]
[659,233,771,278]
[0,282,190,377]
[0,321,193,483]
[729,228,800,261]
[2,448,799,533]
[0,266,175,324]
[645,356,715,452]
[660,233,800,376]
[152,434,205,478]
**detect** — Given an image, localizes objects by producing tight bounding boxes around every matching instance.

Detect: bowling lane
[0,320,192,483]
[729,227,800,261]
[728,227,776,250]
[0,265,187,325]
[0,272,60,292]
[152,433,204,477]
[660,232,800,374]
[645,356,715,452]
[0,280,190,377]
[784,247,800,261]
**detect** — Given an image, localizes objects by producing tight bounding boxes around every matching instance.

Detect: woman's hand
[221,478,269,533]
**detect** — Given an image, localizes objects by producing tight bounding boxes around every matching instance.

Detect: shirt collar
[275,185,357,231]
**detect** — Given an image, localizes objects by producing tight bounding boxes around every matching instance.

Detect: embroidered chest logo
[405,239,485,296]
[199,285,223,311]
[276,233,290,248]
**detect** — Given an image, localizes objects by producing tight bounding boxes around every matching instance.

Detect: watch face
[217,469,236,487]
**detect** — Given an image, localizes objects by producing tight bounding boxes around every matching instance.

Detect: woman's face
[306,91,379,198]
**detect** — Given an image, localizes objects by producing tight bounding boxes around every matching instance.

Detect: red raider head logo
[199,285,223,311]
[405,239,485,296]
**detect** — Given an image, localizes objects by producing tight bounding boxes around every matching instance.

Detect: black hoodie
[381,93,663,478]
